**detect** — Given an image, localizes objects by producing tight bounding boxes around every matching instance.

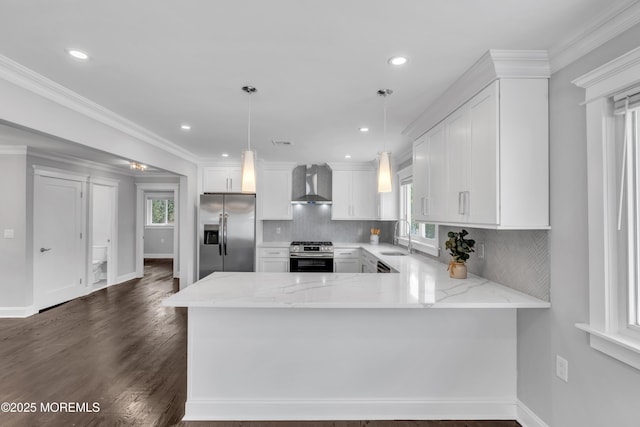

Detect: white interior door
[34,174,85,310]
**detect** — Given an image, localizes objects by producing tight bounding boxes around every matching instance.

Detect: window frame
[145,193,175,227]
[573,46,640,370]
[397,166,439,257]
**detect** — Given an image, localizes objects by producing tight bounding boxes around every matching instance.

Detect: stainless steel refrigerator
[199,193,256,279]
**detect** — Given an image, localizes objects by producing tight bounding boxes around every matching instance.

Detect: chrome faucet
[394,219,412,254]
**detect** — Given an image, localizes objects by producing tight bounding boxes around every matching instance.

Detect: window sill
[144,225,174,229]
[576,323,640,370]
[397,236,439,257]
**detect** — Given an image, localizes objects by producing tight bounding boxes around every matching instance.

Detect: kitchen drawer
[259,248,289,258]
[334,248,361,259]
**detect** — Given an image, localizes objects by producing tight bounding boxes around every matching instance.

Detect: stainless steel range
[289,241,334,273]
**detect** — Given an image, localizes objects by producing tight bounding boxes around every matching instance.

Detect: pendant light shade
[241,149,256,193]
[377,89,393,193]
[378,151,392,193]
[241,85,257,193]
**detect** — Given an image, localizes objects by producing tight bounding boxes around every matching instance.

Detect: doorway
[33,169,86,310]
[89,179,118,290]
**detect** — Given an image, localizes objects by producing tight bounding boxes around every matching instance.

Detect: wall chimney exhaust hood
[291,164,332,204]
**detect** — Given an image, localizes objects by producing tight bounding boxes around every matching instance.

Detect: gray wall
[263,204,395,243]
[0,152,28,307]
[144,227,174,256]
[517,23,640,427]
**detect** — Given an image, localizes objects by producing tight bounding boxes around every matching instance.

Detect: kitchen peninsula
[164,243,549,421]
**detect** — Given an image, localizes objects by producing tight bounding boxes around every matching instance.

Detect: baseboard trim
[116,272,138,284]
[183,399,519,421]
[516,400,549,427]
[0,306,37,318]
[144,253,174,259]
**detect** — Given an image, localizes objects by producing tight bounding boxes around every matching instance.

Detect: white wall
[144,227,174,256]
[517,23,640,427]
[0,150,28,308]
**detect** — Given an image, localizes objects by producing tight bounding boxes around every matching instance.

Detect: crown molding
[549,0,640,74]
[0,145,27,155]
[27,147,139,178]
[0,54,198,164]
[402,50,549,141]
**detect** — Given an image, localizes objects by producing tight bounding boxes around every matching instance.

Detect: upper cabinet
[202,166,242,193]
[259,164,294,220]
[329,164,377,220]
[407,50,550,229]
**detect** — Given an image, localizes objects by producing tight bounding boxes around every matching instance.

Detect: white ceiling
[0,0,635,167]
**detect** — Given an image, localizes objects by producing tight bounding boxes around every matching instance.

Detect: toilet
[92,245,108,283]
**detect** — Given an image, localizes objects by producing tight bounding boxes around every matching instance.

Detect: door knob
[40,247,52,253]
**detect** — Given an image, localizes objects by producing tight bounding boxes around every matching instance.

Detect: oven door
[290,256,334,273]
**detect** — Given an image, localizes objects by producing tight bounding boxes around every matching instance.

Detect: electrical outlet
[556,355,569,382]
[276,227,281,234]
[477,242,485,259]
[3,229,14,239]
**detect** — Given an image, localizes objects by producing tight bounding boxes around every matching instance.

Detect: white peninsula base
[184,307,517,421]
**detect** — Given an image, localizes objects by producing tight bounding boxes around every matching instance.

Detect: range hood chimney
[291,164,332,204]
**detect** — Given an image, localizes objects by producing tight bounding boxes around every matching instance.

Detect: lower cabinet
[360,250,378,273]
[334,248,361,273]
[258,247,289,272]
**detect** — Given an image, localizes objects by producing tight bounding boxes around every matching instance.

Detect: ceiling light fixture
[376,89,393,193]
[221,153,229,158]
[241,85,257,193]
[180,124,191,131]
[388,56,407,66]
[359,127,369,132]
[66,49,89,60]
[130,161,147,172]
[345,155,352,159]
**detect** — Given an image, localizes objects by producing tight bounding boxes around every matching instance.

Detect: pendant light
[377,89,393,193]
[241,85,257,193]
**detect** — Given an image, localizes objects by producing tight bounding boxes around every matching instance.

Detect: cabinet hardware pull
[458,192,464,215]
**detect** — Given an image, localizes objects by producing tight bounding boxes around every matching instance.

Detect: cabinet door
[261,169,293,220]
[445,106,470,221]
[227,168,242,192]
[468,82,498,225]
[334,259,360,273]
[427,124,447,222]
[351,170,376,219]
[203,168,231,193]
[412,136,429,221]
[259,258,289,272]
[331,170,352,219]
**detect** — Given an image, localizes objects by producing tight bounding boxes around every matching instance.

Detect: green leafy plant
[445,229,476,263]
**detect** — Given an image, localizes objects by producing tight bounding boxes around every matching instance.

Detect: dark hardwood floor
[0,259,520,427]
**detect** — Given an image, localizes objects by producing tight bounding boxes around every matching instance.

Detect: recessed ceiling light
[388,56,408,66]
[66,49,89,60]
[359,127,369,132]
[180,124,191,131]
[345,155,352,159]
[221,153,229,158]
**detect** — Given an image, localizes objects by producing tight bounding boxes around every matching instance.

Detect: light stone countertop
[164,243,550,309]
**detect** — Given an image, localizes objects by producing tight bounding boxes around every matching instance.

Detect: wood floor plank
[0,259,521,427]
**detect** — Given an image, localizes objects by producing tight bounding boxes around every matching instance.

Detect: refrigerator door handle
[218,213,223,255]
[223,213,229,256]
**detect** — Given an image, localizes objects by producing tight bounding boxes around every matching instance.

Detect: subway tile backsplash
[262,204,395,243]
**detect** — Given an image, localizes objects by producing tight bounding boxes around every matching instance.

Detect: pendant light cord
[247,92,252,151]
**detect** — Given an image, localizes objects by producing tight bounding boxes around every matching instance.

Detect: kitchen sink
[379,251,408,256]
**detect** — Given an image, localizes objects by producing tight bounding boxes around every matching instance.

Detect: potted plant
[445,229,475,279]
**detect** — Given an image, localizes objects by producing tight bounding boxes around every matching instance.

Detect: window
[146,194,174,226]
[397,167,438,256]
[574,46,640,370]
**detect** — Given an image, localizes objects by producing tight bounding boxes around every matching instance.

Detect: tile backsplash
[263,204,395,243]
[433,226,550,301]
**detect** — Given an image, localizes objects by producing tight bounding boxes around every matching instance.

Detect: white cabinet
[413,122,446,222]
[258,247,289,272]
[260,166,293,220]
[202,166,242,193]
[413,78,549,229]
[330,167,377,220]
[360,250,378,273]
[334,248,361,273]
